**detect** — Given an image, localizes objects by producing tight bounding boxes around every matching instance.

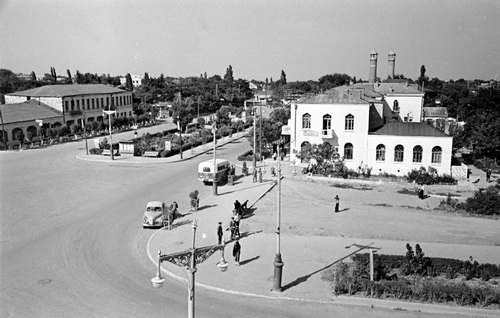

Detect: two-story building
[4,84,133,128]
[285,50,453,177]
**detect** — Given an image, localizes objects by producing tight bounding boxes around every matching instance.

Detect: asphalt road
[0,125,449,318]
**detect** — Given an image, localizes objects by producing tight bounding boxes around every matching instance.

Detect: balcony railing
[321,129,333,138]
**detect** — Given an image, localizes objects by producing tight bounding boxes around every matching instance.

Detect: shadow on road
[239,255,260,266]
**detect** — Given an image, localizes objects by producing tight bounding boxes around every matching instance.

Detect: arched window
[394,145,404,162]
[393,100,399,112]
[344,143,353,160]
[432,146,442,164]
[376,144,386,161]
[302,113,311,129]
[413,145,423,163]
[345,114,354,130]
[323,114,331,130]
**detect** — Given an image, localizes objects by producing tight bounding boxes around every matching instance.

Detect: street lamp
[212,122,217,196]
[151,220,228,318]
[103,94,116,160]
[252,107,257,175]
[345,243,381,281]
[272,142,284,292]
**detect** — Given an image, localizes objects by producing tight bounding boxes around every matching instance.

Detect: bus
[198,159,229,184]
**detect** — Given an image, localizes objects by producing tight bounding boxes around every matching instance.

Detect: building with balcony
[284,50,453,177]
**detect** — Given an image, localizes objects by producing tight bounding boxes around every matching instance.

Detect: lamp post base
[212,181,218,196]
[272,253,284,292]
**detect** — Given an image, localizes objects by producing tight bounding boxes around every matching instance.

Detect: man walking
[233,240,241,266]
[334,195,340,213]
[486,169,492,182]
[217,222,224,245]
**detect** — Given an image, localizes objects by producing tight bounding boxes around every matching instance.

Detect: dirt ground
[245,171,500,249]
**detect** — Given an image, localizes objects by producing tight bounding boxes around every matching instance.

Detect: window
[344,143,353,160]
[65,101,68,111]
[82,99,85,109]
[302,113,311,129]
[92,99,95,109]
[323,114,331,130]
[393,100,399,112]
[394,145,404,162]
[76,100,80,110]
[101,98,104,108]
[345,114,354,130]
[376,144,386,161]
[432,146,442,164]
[413,145,423,163]
[106,97,109,106]
[71,100,75,111]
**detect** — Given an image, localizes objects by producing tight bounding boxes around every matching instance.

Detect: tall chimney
[388,50,396,79]
[369,49,378,83]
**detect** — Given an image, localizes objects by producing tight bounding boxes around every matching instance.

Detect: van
[198,159,229,184]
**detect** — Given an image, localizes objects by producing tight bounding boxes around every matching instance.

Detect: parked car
[142,201,178,229]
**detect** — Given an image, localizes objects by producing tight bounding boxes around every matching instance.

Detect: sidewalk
[147,161,499,317]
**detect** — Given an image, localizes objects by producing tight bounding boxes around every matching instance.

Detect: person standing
[334,195,340,213]
[253,168,257,183]
[233,240,241,266]
[486,169,492,182]
[234,213,240,238]
[419,184,425,199]
[234,200,241,215]
[271,166,276,177]
[217,222,224,245]
[228,217,236,239]
[258,168,262,183]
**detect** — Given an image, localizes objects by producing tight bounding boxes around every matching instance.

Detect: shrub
[89,147,103,155]
[463,186,500,215]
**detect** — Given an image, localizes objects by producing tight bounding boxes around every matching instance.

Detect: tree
[224,65,234,82]
[125,73,133,91]
[464,186,500,215]
[280,70,287,85]
[66,69,73,84]
[30,71,37,81]
[269,107,290,125]
[144,72,150,84]
[417,65,429,86]
[50,67,57,84]
[318,73,351,90]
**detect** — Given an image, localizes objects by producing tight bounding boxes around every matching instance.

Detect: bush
[463,186,500,215]
[89,147,103,155]
[237,149,254,161]
[407,167,456,185]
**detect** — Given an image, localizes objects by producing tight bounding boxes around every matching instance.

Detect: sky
[1,0,499,82]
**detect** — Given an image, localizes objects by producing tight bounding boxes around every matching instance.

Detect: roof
[423,107,448,118]
[372,82,423,95]
[369,122,449,137]
[0,100,63,124]
[297,86,368,104]
[7,84,128,98]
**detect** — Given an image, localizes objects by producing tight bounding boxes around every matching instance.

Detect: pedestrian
[227,217,236,239]
[172,201,178,210]
[234,200,241,215]
[234,213,240,237]
[272,152,277,161]
[217,222,223,245]
[486,169,492,182]
[253,168,257,183]
[334,195,340,212]
[271,166,276,177]
[418,184,425,199]
[232,240,241,266]
[258,168,262,183]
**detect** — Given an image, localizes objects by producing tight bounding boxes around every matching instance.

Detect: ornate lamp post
[345,243,381,281]
[272,142,284,292]
[151,220,227,318]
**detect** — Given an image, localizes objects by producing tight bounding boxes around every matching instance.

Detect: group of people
[217,221,241,266]
[252,168,263,183]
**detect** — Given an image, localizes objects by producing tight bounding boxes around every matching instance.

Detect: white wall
[366,134,453,176]
[384,94,423,122]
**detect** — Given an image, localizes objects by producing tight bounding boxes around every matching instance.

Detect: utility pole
[178,92,183,160]
[253,106,257,174]
[0,109,6,151]
[212,122,217,196]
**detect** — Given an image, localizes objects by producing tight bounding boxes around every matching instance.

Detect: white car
[142,201,178,229]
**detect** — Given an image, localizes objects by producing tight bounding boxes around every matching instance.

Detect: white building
[4,84,133,127]
[286,50,453,177]
[120,74,144,87]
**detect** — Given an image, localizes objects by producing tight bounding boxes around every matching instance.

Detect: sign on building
[303,130,319,136]
[281,126,291,135]
[165,141,171,151]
